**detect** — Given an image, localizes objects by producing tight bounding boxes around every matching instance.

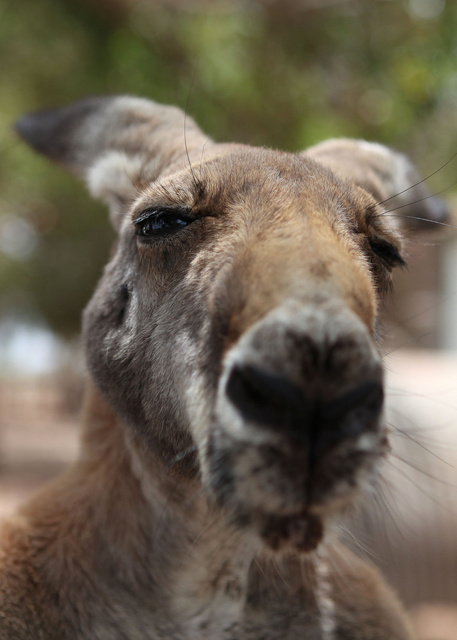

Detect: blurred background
[1,0,457,636]
[2,0,457,363]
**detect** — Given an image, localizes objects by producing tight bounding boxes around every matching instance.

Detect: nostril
[225,364,308,429]
[318,380,384,449]
[225,362,384,450]
[326,380,384,425]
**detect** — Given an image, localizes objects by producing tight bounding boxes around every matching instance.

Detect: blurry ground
[1,350,457,638]
[0,374,80,518]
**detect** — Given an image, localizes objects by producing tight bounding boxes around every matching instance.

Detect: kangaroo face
[16,96,431,555]
[82,144,402,552]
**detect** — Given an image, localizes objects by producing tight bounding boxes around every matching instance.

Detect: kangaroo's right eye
[133,207,193,239]
[368,236,406,270]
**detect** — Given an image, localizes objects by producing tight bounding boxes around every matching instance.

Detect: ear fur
[304,138,449,231]
[15,95,208,229]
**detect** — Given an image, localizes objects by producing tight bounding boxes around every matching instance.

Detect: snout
[207,301,386,552]
[226,364,383,457]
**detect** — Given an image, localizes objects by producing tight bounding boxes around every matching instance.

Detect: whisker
[389,451,455,485]
[373,481,406,540]
[387,464,457,522]
[386,386,457,413]
[386,456,457,513]
[376,151,457,207]
[271,559,290,590]
[183,62,200,193]
[387,422,454,467]
[200,138,210,166]
[253,556,267,581]
[381,211,457,230]
[187,515,222,556]
[338,521,378,563]
[382,330,433,355]
[381,288,457,339]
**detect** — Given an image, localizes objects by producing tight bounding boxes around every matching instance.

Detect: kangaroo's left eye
[368,237,406,270]
[134,208,193,238]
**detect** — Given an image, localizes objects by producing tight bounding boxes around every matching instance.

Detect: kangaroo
[1,94,445,639]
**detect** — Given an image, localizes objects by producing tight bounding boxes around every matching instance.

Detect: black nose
[226,364,308,428]
[225,363,383,450]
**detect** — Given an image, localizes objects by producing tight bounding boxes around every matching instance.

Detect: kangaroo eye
[134,208,193,238]
[368,237,406,270]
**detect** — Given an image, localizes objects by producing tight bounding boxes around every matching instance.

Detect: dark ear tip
[15,111,48,145]
[14,107,74,161]
[15,112,32,139]
[14,97,112,163]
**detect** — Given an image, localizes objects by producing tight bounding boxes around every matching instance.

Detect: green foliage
[1,0,457,335]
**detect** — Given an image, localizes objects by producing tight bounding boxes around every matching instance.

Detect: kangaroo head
[15,95,444,554]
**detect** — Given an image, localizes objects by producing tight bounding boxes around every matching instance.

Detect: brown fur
[2,94,445,638]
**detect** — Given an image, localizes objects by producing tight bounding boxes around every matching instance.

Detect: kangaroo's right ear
[304,138,449,231]
[15,95,208,229]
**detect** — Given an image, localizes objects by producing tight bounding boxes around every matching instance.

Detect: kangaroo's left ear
[303,139,449,231]
[15,95,209,230]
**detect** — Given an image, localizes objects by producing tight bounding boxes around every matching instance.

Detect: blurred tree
[1,0,456,336]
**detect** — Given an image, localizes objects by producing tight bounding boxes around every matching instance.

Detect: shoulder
[0,515,63,640]
[327,544,413,640]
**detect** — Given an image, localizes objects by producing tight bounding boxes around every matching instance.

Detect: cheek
[82,285,148,428]
[82,276,188,453]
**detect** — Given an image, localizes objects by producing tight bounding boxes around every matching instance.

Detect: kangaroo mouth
[259,510,324,552]
[207,426,379,554]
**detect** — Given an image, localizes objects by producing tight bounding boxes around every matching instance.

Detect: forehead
[130,146,378,229]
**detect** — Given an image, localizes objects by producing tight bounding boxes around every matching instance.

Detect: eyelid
[369,236,399,252]
[368,236,406,268]
[132,206,193,226]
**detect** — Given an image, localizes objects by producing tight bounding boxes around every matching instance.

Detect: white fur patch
[354,139,392,159]
[355,432,378,452]
[86,151,143,228]
[315,550,336,640]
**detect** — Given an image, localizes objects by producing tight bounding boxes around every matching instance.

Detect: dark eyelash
[133,206,194,239]
[133,206,192,226]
